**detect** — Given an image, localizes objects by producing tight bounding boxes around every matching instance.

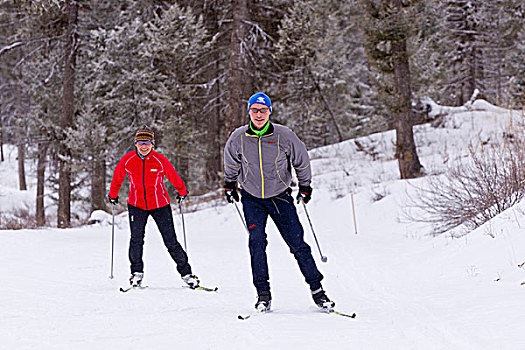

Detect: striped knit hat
[135,129,155,143]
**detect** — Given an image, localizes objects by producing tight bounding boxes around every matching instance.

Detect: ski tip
[119,285,148,293]
[320,308,356,318]
[190,286,218,292]
[332,310,357,318]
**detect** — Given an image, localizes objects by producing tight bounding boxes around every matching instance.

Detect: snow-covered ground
[1,101,525,349]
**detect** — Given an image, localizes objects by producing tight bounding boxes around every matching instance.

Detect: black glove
[224,181,239,203]
[296,185,312,204]
[108,195,119,205]
[177,193,188,204]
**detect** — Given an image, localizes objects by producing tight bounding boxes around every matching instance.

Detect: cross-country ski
[119,285,149,293]
[185,285,219,293]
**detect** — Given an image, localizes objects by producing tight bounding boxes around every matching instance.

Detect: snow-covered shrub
[0,206,36,230]
[406,130,525,234]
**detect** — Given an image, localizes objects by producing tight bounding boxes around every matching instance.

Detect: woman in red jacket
[108,129,199,289]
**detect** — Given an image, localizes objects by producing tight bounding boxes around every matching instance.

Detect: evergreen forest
[1,0,524,227]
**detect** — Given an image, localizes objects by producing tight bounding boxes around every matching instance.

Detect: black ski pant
[128,204,192,276]
[240,189,323,294]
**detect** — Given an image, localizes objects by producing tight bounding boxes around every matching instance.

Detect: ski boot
[255,291,272,312]
[312,287,335,310]
[129,272,144,287]
[182,274,200,289]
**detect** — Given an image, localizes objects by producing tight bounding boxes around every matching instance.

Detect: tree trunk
[57,0,78,228]
[36,141,48,227]
[227,0,252,133]
[17,143,27,190]
[91,157,107,212]
[0,105,3,162]
[467,45,478,102]
[205,67,223,187]
[204,5,222,188]
[15,47,27,190]
[390,0,422,179]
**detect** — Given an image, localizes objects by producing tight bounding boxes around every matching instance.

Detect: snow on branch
[422,90,513,118]
[0,42,22,57]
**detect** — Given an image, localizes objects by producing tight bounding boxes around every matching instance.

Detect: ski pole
[179,201,188,252]
[233,202,249,234]
[109,204,115,279]
[301,201,328,263]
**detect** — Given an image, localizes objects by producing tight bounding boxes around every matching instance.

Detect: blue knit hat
[247,92,272,114]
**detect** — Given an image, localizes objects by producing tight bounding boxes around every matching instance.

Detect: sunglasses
[249,107,269,114]
[137,140,153,146]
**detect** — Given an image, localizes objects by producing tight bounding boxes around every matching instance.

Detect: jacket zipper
[258,136,264,198]
[142,157,148,210]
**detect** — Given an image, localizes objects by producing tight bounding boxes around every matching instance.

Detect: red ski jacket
[109,150,188,210]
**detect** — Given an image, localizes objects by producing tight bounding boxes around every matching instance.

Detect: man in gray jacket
[223,92,334,312]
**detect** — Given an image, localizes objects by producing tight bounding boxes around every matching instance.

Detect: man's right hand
[108,195,119,205]
[224,182,239,203]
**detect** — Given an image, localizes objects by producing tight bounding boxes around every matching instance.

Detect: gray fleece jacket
[224,122,311,199]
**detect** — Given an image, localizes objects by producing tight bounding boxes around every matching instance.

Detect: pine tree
[57,0,78,228]
[1,0,81,225]
[412,0,524,107]
[142,2,209,190]
[178,0,290,191]
[359,0,423,179]
[276,0,374,148]
[82,1,210,196]
[511,19,525,107]
[444,0,484,105]
[81,1,169,208]
[227,0,252,133]
[175,0,231,190]
[0,3,30,190]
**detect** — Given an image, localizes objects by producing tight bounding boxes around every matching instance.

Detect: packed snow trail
[2,103,525,349]
[2,193,525,349]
